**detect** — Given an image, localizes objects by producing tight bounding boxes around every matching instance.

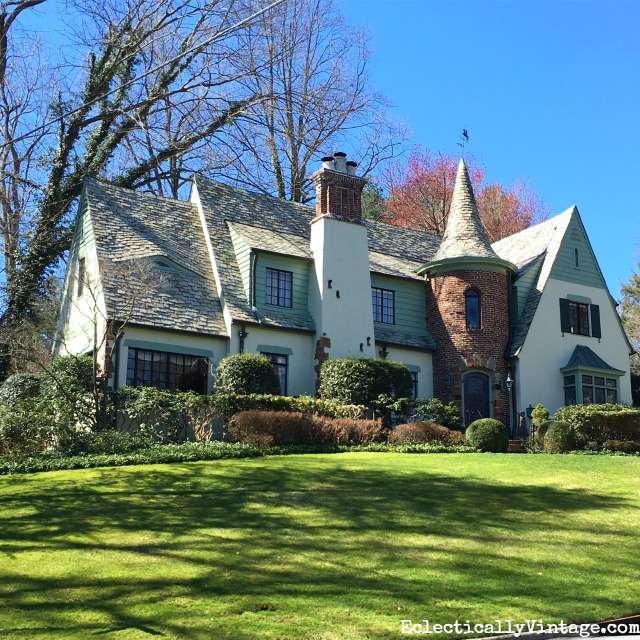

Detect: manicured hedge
[0,441,477,475]
[229,410,385,445]
[553,404,640,447]
[318,357,412,406]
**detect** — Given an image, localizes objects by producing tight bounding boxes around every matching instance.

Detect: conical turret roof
[432,158,499,261]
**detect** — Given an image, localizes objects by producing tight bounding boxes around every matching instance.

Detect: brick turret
[418,159,517,426]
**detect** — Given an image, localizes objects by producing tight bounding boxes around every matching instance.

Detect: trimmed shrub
[466,418,509,453]
[318,357,412,406]
[389,421,465,445]
[544,421,576,453]
[214,354,280,395]
[553,404,640,448]
[228,410,385,445]
[530,404,550,425]
[603,439,640,453]
[0,372,42,405]
[533,419,554,449]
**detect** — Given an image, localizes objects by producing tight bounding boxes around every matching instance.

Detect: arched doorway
[463,371,490,425]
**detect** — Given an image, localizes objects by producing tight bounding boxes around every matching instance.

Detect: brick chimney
[310,152,366,223]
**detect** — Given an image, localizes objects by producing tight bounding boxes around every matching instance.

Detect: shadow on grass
[0,455,638,639]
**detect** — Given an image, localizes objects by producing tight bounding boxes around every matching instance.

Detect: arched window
[465,290,480,330]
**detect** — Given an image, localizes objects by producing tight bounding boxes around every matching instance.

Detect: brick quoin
[425,269,511,425]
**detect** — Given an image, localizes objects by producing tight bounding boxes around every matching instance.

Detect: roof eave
[417,255,517,277]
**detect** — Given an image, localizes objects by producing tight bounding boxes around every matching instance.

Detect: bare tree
[219,0,409,202]
[0,0,277,376]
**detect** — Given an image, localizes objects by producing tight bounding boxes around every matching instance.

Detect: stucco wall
[375,345,434,399]
[516,277,632,415]
[236,325,316,396]
[309,216,376,359]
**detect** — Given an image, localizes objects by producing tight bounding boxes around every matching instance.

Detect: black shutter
[591,304,601,338]
[559,298,571,333]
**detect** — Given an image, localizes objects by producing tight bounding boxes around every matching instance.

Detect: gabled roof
[193,176,440,333]
[493,206,574,357]
[84,178,227,336]
[561,345,626,375]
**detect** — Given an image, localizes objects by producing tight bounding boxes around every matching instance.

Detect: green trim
[417,255,517,277]
[256,344,293,356]
[405,364,421,373]
[122,339,216,359]
[567,294,592,304]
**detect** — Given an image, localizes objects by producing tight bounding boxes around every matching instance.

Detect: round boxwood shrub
[0,372,42,404]
[215,353,280,395]
[318,357,412,406]
[543,420,576,453]
[534,419,554,448]
[465,418,509,453]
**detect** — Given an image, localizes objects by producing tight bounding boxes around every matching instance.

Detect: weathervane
[457,128,469,156]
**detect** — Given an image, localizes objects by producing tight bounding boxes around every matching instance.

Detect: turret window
[465,290,480,330]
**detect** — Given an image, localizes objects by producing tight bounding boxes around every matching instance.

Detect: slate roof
[194,176,440,335]
[83,172,586,357]
[431,158,502,262]
[561,345,625,374]
[84,178,227,336]
[492,207,575,357]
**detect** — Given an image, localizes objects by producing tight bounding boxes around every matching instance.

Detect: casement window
[465,289,481,330]
[564,372,618,406]
[261,352,288,395]
[410,371,418,400]
[372,287,394,324]
[126,348,208,394]
[77,257,86,298]
[266,268,293,308]
[559,298,601,338]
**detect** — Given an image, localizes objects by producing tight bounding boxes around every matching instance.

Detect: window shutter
[559,298,571,333]
[591,304,601,338]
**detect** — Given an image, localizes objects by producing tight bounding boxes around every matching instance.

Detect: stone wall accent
[426,269,511,424]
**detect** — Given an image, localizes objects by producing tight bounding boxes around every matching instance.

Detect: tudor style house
[54,154,633,425]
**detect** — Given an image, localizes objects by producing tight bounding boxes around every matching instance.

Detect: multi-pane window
[569,301,590,336]
[262,352,288,395]
[560,299,600,338]
[564,375,577,406]
[126,348,208,394]
[266,268,293,308]
[582,376,617,405]
[465,289,480,330]
[372,287,394,324]
[410,371,418,400]
[564,372,618,406]
[77,257,86,298]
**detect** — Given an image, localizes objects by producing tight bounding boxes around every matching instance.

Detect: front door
[463,372,490,425]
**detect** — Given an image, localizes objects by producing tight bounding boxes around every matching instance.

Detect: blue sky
[338,0,640,297]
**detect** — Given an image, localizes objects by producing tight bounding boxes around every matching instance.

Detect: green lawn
[1,453,639,640]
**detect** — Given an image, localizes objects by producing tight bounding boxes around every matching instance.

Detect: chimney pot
[333,152,347,173]
[346,160,358,176]
[321,156,335,170]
